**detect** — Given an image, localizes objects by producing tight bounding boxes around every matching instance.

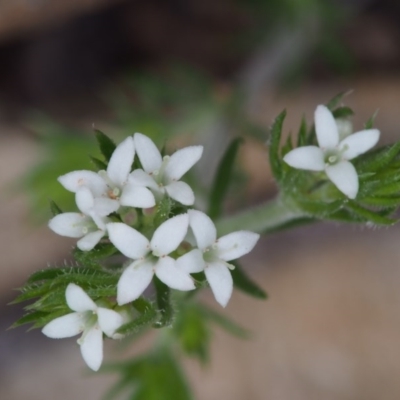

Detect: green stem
[215,196,309,235]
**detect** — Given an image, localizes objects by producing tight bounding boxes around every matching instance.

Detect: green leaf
[374,181,400,196]
[268,110,286,182]
[73,243,118,267]
[199,305,249,339]
[90,156,107,170]
[281,134,293,158]
[49,200,62,216]
[117,303,158,336]
[104,350,194,400]
[332,106,354,119]
[359,196,400,208]
[364,109,379,129]
[208,137,243,219]
[355,142,400,173]
[346,201,396,225]
[173,303,210,363]
[297,116,307,147]
[326,91,349,110]
[230,261,267,299]
[94,129,116,162]
[153,277,174,328]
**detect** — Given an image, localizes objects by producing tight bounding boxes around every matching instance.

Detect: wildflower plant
[12,94,400,399]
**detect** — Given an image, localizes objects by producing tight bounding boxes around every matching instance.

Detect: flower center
[324,149,342,166]
[99,171,121,199]
[203,244,219,263]
[152,156,170,186]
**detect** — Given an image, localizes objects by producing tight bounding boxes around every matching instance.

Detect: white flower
[283,105,380,199]
[107,214,195,305]
[58,137,155,210]
[176,210,260,307]
[129,133,203,206]
[49,186,115,251]
[42,284,124,371]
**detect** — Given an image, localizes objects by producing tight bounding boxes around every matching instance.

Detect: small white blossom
[107,214,195,305]
[129,133,203,206]
[283,105,380,199]
[42,284,124,371]
[49,186,114,251]
[58,137,155,210]
[176,210,260,307]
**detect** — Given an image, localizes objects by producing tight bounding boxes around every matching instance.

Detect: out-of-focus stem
[215,196,308,235]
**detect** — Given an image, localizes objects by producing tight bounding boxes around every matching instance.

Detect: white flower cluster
[283,105,380,199]
[44,133,260,371]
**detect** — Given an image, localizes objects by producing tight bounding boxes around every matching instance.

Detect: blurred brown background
[1,0,400,399]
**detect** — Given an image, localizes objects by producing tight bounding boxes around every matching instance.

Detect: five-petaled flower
[129,133,203,206]
[176,210,260,307]
[283,105,380,199]
[107,214,195,305]
[42,284,124,371]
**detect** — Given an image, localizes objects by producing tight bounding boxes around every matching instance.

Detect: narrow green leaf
[281,134,293,158]
[297,116,307,147]
[332,106,354,119]
[208,137,243,219]
[73,243,118,267]
[346,201,396,225]
[326,91,348,110]
[10,311,48,329]
[153,277,174,328]
[355,142,400,173]
[49,200,62,216]
[364,109,379,129]
[90,156,107,170]
[94,129,116,161]
[116,305,157,336]
[173,303,210,363]
[374,181,400,196]
[199,305,249,339]
[359,196,400,208]
[268,110,286,182]
[230,261,267,299]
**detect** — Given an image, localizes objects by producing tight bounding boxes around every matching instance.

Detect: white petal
[120,184,156,208]
[66,283,97,312]
[165,181,195,205]
[216,231,260,261]
[164,146,203,181]
[117,260,154,305]
[128,169,159,190]
[97,308,124,337]
[58,170,107,197]
[340,129,380,160]
[42,312,85,338]
[188,210,217,250]
[176,249,205,273]
[283,146,325,171]
[93,198,120,216]
[155,256,195,291]
[48,213,87,238]
[150,214,189,256]
[77,230,104,251]
[325,161,359,199]
[315,105,339,149]
[80,325,103,371]
[107,222,149,259]
[204,261,233,307]
[133,133,162,173]
[75,186,94,215]
[107,137,135,187]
